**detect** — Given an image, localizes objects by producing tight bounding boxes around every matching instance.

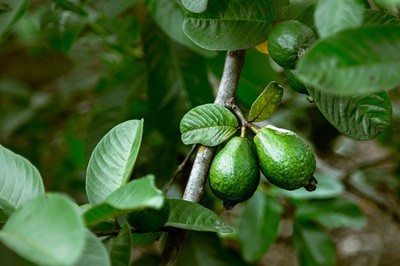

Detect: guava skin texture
[127,199,170,232]
[268,20,316,69]
[209,137,260,209]
[254,126,316,190]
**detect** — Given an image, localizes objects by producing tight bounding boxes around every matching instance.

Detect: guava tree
[0,0,400,265]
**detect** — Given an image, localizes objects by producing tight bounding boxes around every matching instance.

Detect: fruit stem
[240,126,247,138]
[228,103,248,127]
[227,102,261,136]
[248,123,260,134]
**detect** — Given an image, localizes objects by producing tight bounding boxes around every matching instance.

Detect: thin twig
[228,103,248,127]
[344,180,400,224]
[227,103,260,134]
[163,144,198,193]
[94,226,172,237]
[340,154,400,224]
[160,50,246,266]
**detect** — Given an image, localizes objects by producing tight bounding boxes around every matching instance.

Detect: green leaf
[297,199,367,229]
[271,0,291,20]
[309,89,392,141]
[183,0,276,50]
[0,145,45,215]
[89,0,134,18]
[179,232,246,266]
[166,199,232,233]
[181,0,208,13]
[273,173,344,200]
[315,0,363,38]
[237,49,280,107]
[40,7,87,52]
[249,81,283,122]
[75,230,111,266]
[0,194,85,266]
[131,232,162,246]
[109,225,131,266]
[146,0,213,56]
[363,10,400,26]
[297,26,400,95]
[374,0,400,10]
[293,222,336,266]
[237,192,283,263]
[0,0,29,37]
[53,0,87,16]
[84,175,165,227]
[86,120,143,205]
[296,4,316,29]
[0,208,7,223]
[180,104,238,146]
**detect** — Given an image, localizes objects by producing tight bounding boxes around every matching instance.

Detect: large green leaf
[146,0,213,56]
[0,194,85,266]
[0,0,29,37]
[309,89,392,141]
[181,0,208,13]
[142,22,214,140]
[86,119,143,205]
[131,232,162,246]
[293,222,336,266]
[75,230,111,266]
[290,0,316,18]
[374,0,400,9]
[297,198,367,229]
[249,81,283,122]
[0,208,7,223]
[86,62,147,154]
[84,175,165,227]
[271,0,291,20]
[179,232,246,266]
[314,0,363,38]
[296,4,316,29]
[237,192,283,263]
[0,145,45,216]
[297,26,400,95]
[273,173,344,200]
[166,199,232,233]
[109,225,131,266]
[363,10,400,26]
[180,104,239,146]
[183,0,276,50]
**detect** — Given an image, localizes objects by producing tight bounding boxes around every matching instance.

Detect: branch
[160,50,246,266]
[227,103,260,134]
[340,155,400,224]
[163,144,198,194]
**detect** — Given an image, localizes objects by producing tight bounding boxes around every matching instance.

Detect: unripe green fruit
[127,199,170,232]
[209,137,260,209]
[254,126,317,191]
[268,20,316,69]
[284,69,308,95]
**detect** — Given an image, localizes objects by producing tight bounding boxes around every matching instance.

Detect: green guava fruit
[254,125,317,191]
[209,137,260,209]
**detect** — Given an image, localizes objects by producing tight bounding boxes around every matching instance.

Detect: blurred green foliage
[1,0,400,265]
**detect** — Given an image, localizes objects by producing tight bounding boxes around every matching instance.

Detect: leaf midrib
[186,17,271,24]
[182,125,237,134]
